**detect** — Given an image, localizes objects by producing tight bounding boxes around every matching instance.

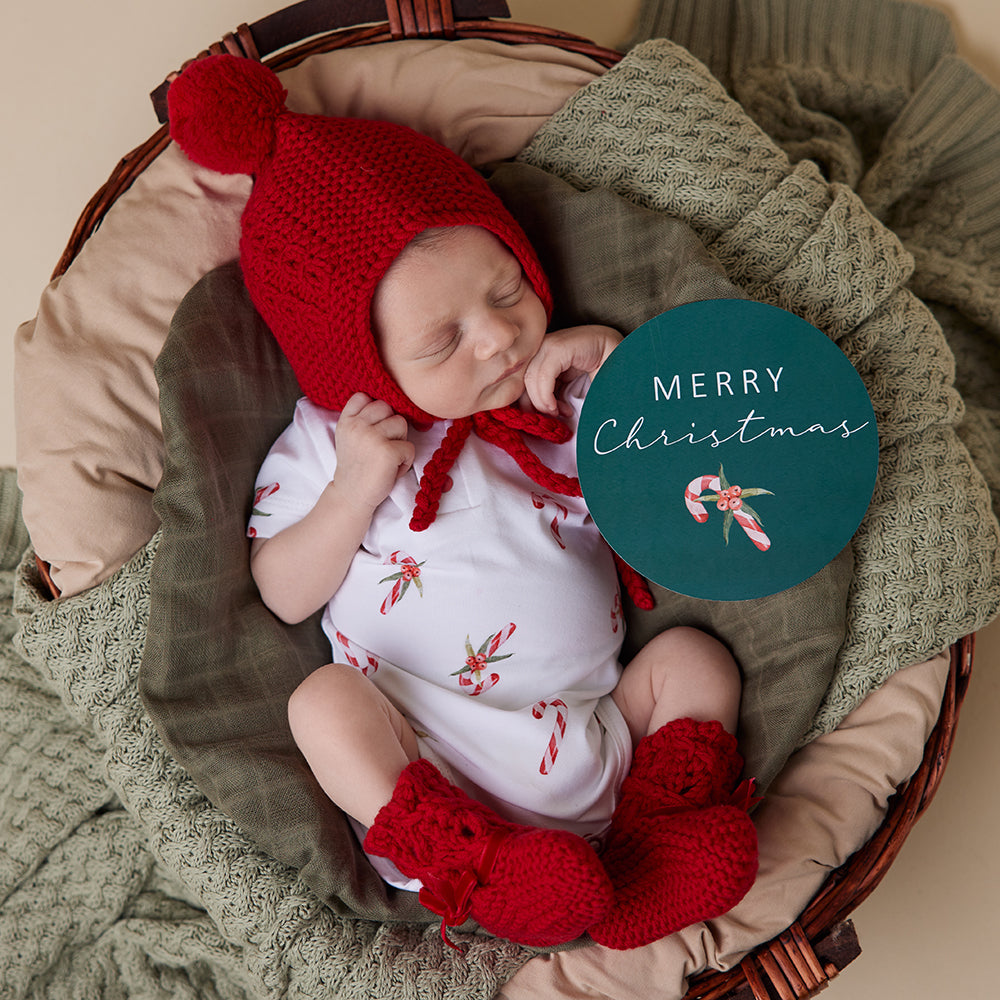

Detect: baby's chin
[425,378,527,419]
[472,376,525,415]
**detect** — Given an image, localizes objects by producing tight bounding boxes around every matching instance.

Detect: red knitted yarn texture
[168,54,654,607]
[589,718,758,950]
[167,53,552,425]
[364,758,612,947]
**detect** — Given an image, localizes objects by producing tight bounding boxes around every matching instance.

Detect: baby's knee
[648,626,738,678]
[288,661,367,731]
[646,626,741,720]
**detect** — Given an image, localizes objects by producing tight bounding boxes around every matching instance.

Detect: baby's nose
[474,314,519,358]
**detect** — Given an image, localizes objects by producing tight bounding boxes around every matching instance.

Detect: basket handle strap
[151,0,510,122]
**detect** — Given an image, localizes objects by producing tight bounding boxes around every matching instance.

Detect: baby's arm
[250,393,415,623]
[522,324,622,416]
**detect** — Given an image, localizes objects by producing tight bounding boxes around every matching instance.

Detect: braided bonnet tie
[409,406,654,610]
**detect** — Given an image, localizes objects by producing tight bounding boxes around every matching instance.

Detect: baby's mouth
[491,358,528,387]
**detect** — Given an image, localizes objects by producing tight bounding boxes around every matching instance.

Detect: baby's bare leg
[612,626,741,747]
[288,662,420,827]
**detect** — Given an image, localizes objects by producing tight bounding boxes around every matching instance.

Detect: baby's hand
[522,325,622,416]
[334,393,415,513]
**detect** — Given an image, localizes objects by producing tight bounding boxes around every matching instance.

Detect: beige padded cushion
[14,39,605,597]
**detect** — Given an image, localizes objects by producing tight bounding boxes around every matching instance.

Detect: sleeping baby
[168,52,757,951]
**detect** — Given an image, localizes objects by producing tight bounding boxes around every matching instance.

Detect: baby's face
[372,226,548,419]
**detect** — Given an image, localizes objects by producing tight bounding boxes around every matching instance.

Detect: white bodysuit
[248,378,632,862]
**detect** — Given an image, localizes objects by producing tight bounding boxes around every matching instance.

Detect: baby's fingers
[522,354,562,416]
[391,438,416,478]
[344,393,395,425]
[341,391,375,417]
[341,394,407,437]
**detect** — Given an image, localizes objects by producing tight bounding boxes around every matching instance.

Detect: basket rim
[42,8,977,998]
[51,18,622,279]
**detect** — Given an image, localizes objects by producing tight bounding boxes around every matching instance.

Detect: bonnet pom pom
[167,53,288,175]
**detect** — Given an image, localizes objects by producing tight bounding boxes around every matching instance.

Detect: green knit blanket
[3,499,527,996]
[517,31,1000,740]
[5,2,1000,996]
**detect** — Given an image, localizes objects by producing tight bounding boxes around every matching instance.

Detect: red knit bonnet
[167,54,651,606]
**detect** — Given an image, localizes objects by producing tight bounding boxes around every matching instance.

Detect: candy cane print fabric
[332,629,381,676]
[532,699,568,775]
[379,551,425,615]
[453,624,516,695]
[248,482,281,538]
[258,388,630,843]
[530,492,568,549]
[611,592,623,634]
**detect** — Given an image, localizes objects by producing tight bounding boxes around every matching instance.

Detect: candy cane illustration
[248,482,281,537]
[379,551,425,615]
[452,623,515,696]
[531,493,568,549]
[684,465,773,551]
[684,475,722,523]
[727,504,771,551]
[611,592,623,634]
[532,699,568,775]
[333,629,381,676]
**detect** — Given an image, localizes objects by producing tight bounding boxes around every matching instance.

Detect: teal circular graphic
[578,299,878,601]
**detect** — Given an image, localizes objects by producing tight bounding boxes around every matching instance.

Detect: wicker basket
[42,2,976,997]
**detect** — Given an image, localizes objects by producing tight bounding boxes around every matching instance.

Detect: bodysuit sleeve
[247,397,340,540]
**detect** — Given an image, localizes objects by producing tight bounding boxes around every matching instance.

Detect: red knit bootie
[618,717,746,819]
[588,718,758,950]
[364,758,613,948]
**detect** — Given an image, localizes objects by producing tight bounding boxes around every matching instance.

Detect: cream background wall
[2,2,999,997]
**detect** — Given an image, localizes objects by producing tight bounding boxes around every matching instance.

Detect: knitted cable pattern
[519,36,1000,740]
[10,529,532,998]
